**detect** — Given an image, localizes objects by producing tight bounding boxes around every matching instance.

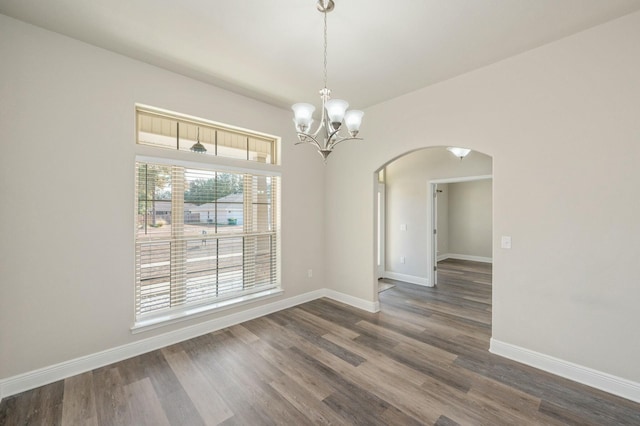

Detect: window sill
[131,287,283,334]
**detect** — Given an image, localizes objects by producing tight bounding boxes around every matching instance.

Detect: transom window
[137,107,277,164]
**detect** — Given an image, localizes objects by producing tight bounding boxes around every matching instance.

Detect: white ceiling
[2,0,640,109]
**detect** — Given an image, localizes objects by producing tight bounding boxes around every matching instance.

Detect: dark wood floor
[2,259,640,425]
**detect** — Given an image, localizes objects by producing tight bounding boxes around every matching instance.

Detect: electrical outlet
[400,224,407,231]
[307,269,313,278]
[400,256,406,264]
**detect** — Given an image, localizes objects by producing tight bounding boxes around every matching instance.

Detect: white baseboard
[439,253,493,264]
[490,338,640,403]
[383,271,431,287]
[0,288,374,401]
[325,289,380,313]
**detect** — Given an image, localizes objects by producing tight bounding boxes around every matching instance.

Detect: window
[134,108,280,329]
[137,107,277,164]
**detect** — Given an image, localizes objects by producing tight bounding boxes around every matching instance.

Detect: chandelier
[292,0,364,161]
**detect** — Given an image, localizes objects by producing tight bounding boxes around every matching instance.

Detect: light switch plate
[501,236,512,249]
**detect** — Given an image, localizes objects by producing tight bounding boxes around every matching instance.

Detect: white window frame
[132,110,281,333]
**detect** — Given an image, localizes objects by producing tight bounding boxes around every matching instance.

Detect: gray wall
[447,180,493,259]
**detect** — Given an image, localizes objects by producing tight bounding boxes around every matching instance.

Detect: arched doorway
[374,146,493,298]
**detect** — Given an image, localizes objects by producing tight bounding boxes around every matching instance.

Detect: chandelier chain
[323,9,328,89]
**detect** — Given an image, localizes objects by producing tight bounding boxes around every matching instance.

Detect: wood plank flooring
[2,259,640,425]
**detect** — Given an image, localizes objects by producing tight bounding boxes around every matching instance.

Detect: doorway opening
[428,175,492,287]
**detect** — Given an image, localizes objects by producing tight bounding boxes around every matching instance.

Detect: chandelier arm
[326,127,341,145]
[296,119,325,141]
[325,125,360,149]
[296,132,323,151]
[327,136,363,150]
[309,118,325,139]
[309,89,329,144]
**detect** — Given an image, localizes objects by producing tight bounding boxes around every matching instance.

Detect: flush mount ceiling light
[447,146,471,160]
[292,0,364,162]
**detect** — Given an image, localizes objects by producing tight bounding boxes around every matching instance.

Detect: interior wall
[0,14,325,380]
[384,148,492,281]
[324,11,640,383]
[447,180,493,259]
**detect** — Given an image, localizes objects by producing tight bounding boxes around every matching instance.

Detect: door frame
[428,174,492,287]
[376,182,386,279]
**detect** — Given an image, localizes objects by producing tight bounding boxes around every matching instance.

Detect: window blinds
[135,162,280,319]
